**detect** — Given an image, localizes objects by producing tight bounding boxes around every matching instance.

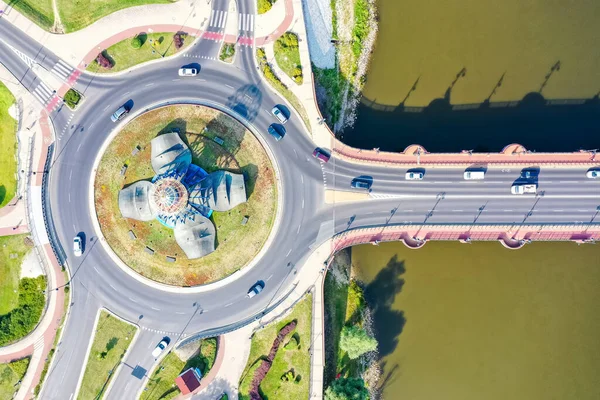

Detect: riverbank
[309,0,378,132]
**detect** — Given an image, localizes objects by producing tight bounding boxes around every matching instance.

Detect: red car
[312,148,330,163]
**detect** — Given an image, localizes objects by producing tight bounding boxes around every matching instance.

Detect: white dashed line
[109,284,116,290]
[145,83,155,87]
[224,302,233,308]
[297,224,301,233]
[286,249,292,257]
[176,311,185,315]
[266,273,273,282]
[151,306,160,310]
[93,266,99,273]
[129,297,138,303]
[302,199,304,209]
[225,84,234,89]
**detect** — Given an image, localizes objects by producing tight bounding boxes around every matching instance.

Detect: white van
[464,170,485,180]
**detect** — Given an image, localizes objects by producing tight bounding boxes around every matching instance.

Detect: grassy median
[94,105,277,286]
[78,311,137,400]
[87,32,191,73]
[142,338,217,400]
[274,33,303,85]
[0,82,17,208]
[239,295,312,400]
[10,0,54,30]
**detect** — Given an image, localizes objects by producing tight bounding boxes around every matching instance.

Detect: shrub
[131,36,143,49]
[0,276,46,346]
[173,32,187,50]
[63,89,81,109]
[284,332,300,350]
[96,51,113,69]
[258,0,274,14]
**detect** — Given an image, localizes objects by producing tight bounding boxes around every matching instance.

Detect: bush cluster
[257,0,274,14]
[131,35,143,49]
[173,32,187,50]
[249,320,297,399]
[0,276,46,346]
[63,89,81,109]
[96,52,113,69]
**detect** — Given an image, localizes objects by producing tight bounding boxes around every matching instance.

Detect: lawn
[239,294,312,400]
[94,105,277,286]
[0,357,30,400]
[86,32,192,74]
[9,0,54,30]
[57,0,175,32]
[274,33,303,84]
[77,311,137,400]
[0,82,17,208]
[220,43,236,63]
[256,48,311,132]
[141,338,217,400]
[0,234,33,315]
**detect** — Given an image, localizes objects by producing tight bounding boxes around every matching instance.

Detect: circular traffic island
[94,105,277,286]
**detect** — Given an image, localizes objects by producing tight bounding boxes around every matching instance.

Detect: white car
[73,236,82,257]
[586,170,599,179]
[178,68,197,77]
[152,339,169,358]
[271,106,288,124]
[247,282,264,298]
[405,171,424,181]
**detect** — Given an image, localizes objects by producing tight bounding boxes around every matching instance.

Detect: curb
[88,99,285,293]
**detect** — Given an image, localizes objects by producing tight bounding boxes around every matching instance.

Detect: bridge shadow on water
[343,82,600,153]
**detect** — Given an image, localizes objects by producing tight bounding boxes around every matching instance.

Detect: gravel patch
[19,249,44,279]
[301,0,335,68]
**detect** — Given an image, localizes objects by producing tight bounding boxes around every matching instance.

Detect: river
[351,241,600,400]
[341,0,600,153]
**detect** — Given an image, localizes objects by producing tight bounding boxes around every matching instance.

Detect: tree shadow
[158,119,187,138]
[377,360,400,394]
[136,32,148,46]
[241,163,258,200]
[106,337,119,352]
[364,255,407,358]
[0,185,5,205]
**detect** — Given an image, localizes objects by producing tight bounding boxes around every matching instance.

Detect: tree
[324,378,369,400]
[131,36,143,49]
[339,325,377,360]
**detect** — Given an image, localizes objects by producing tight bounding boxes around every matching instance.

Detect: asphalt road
[1,7,599,400]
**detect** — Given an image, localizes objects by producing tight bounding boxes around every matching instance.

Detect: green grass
[274,32,303,85]
[57,0,175,33]
[313,65,344,127]
[219,43,235,63]
[77,311,137,400]
[239,294,312,400]
[10,0,54,30]
[0,357,30,400]
[63,88,82,110]
[0,82,18,208]
[94,105,277,286]
[257,0,276,14]
[255,48,311,132]
[142,338,217,400]
[352,0,370,59]
[0,234,32,315]
[87,32,191,74]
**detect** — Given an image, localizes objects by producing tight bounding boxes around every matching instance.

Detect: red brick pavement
[255,0,293,46]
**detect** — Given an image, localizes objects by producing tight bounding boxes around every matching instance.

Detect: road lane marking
[93,266,99,273]
[172,79,180,82]
[176,311,185,314]
[145,83,155,87]
[77,142,83,152]
[224,302,233,308]
[294,149,298,158]
[578,210,588,212]
[452,210,463,212]
[225,84,234,89]
[297,224,301,233]
[302,199,304,208]
[300,174,303,183]
[129,297,138,303]
[503,210,513,212]
[88,122,94,130]
[69,170,72,180]
[151,306,160,310]
[266,273,273,282]
[286,249,292,257]
[103,104,110,111]
[553,210,564,212]
[68,193,71,203]
[109,283,116,290]
[124,91,130,96]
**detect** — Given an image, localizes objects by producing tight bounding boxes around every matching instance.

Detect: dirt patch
[94,105,277,286]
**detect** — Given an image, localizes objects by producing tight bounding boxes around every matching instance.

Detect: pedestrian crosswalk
[209,9,228,31]
[50,59,74,81]
[31,81,55,106]
[238,13,254,33]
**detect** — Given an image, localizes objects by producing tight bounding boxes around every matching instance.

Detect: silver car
[178,68,197,77]
[271,106,288,124]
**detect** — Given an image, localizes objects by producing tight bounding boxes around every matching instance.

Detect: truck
[511,184,537,195]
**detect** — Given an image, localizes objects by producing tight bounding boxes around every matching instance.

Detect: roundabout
[94,104,278,285]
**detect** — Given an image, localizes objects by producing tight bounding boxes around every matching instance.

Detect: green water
[352,241,600,400]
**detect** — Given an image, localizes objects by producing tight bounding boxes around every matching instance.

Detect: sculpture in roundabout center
[118,132,247,259]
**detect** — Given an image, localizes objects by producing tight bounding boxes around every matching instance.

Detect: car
[247,282,264,298]
[312,148,330,163]
[152,338,169,358]
[73,236,82,257]
[272,105,288,124]
[178,68,197,77]
[110,105,129,122]
[521,168,539,179]
[267,124,285,141]
[586,170,599,179]
[405,171,424,180]
[351,178,372,190]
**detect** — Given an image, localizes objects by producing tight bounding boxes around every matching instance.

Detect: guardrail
[41,142,67,266]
